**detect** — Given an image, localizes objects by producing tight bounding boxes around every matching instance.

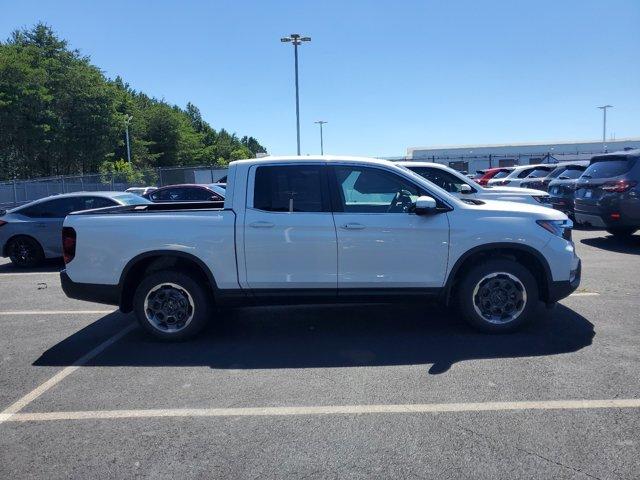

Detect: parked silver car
[0,192,149,267]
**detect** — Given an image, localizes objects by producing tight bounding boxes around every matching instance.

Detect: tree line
[0,23,266,181]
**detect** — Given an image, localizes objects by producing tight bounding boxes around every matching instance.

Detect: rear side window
[253,165,326,212]
[19,197,80,218]
[583,157,636,178]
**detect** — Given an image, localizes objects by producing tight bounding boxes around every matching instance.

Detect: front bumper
[546,259,581,303]
[60,270,120,306]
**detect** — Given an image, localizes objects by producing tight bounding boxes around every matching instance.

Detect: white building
[406,138,640,173]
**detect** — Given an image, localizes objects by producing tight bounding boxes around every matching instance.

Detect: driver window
[335,166,423,213]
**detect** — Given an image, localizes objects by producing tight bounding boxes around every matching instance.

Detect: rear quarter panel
[64,210,239,288]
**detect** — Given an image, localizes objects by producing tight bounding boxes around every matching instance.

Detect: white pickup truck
[61,156,581,340]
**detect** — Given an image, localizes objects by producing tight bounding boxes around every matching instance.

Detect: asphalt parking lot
[0,228,638,479]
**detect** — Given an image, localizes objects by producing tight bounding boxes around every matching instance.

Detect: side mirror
[459,184,472,194]
[414,195,437,215]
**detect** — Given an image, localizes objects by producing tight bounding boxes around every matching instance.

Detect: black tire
[456,258,539,333]
[7,236,45,268]
[133,270,213,341]
[606,227,637,238]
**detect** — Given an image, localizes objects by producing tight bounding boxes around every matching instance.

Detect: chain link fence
[0,166,230,209]
[0,151,608,209]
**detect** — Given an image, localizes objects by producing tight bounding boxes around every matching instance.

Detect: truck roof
[230,155,396,168]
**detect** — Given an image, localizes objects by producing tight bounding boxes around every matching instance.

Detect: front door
[331,165,450,289]
[244,164,337,290]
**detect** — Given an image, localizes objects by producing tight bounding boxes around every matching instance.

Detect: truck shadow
[35,303,594,375]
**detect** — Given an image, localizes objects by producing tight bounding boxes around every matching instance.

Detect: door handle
[249,221,275,228]
[36,223,47,228]
[341,223,366,230]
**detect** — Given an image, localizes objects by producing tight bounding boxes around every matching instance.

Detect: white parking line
[568,292,600,297]
[0,323,136,424]
[3,398,640,423]
[0,310,116,316]
[0,271,61,277]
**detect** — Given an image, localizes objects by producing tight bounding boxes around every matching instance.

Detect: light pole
[314,120,327,155]
[597,105,612,152]
[281,33,311,155]
[123,114,133,162]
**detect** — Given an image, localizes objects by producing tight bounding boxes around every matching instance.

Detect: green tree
[0,24,268,181]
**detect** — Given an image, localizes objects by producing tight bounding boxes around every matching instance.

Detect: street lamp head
[314,120,327,125]
[597,105,613,109]
[281,34,311,45]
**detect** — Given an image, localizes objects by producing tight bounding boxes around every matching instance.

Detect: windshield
[558,166,586,179]
[113,193,152,205]
[492,170,511,179]
[582,157,636,179]
[526,167,553,178]
[396,165,460,204]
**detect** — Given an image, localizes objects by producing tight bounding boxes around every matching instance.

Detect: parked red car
[476,167,515,186]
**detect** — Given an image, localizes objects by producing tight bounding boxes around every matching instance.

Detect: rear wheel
[133,270,213,341]
[456,258,539,333]
[606,227,637,238]
[7,236,44,268]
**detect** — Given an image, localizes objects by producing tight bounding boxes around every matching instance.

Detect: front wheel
[456,259,539,333]
[133,270,213,341]
[606,227,637,238]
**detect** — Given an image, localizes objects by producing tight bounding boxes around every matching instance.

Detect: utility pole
[281,34,311,155]
[314,120,327,155]
[124,114,133,162]
[597,105,612,152]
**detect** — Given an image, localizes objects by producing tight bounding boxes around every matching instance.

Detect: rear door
[330,164,450,290]
[243,164,338,290]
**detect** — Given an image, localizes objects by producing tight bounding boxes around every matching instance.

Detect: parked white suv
[487,164,555,187]
[398,161,550,205]
[60,156,581,341]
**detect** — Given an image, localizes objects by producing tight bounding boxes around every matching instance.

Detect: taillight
[601,180,637,193]
[0,220,7,227]
[62,227,76,264]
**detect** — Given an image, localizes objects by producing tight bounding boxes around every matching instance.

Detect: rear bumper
[60,270,120,306]
[546,259,581,303]
[549,197,574,215]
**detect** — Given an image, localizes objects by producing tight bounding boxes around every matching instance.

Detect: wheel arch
[118,250,218,313]
[444,243,553,305]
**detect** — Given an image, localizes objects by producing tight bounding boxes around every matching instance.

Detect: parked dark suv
[574,149,640,237]
[547,163,590,218]
[521,161,589,192]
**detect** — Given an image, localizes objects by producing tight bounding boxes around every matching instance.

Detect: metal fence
[0,151,605,209]
[0,166,229,209]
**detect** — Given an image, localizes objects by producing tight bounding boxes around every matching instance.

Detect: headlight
[532,195,551,204]
[537,219,573,241]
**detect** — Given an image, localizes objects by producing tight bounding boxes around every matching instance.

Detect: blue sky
[2,0,639,156]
